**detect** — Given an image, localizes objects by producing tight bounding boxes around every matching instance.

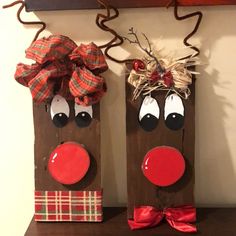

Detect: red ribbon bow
[128,205,197,233]
[150,70,174,87]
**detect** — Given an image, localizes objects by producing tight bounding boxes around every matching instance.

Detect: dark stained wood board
[25,207,236,236]
[126,81,195,218]
[33,101,101,191]
[25,0,236,11]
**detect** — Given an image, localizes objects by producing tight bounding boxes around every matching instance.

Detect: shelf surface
[25,207,236,236]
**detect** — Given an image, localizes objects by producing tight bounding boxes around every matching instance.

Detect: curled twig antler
[97,0,203,65]
[2,0,46,43]
[167,0,202,59]
[96,0,134,64]
[96,0,119,49]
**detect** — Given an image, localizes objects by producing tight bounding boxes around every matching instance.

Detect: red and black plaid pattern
[15,35,108,106]
[69,42,108,72]
[70,67,107,106]
[26,35,77,64]
[35,191,102,222]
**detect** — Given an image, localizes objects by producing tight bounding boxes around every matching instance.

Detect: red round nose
[142,146,185,187]
[48,142,90,185]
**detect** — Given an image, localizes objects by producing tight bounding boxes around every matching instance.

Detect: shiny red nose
[48,142,90,185]
[142,146,185,187]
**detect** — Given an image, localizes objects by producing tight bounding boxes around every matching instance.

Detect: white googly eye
[164,94,184,131]
[50,95,70,128]
[74,104,93,128]
[139,96,160,132]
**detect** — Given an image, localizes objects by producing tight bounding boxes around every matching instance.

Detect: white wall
[1,1,236,235]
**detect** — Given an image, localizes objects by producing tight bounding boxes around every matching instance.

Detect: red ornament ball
[133,59,146,71]
[48,142,90,185]
[142,146,185,187]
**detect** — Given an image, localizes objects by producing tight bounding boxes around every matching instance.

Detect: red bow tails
[128,205,197,233]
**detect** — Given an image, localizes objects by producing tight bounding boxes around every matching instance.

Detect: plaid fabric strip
[35,190,103,222]
[26,35,77,64]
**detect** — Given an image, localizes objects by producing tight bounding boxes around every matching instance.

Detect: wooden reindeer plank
[121,26,199,234]
[20,35,108,223]
[126,82,195,218]
[3,0,115,227]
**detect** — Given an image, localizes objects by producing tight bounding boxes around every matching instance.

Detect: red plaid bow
[15,35,108,106]
[128,205,197,233]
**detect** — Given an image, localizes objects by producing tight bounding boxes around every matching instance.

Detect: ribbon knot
[128,205,197,233]
[14,35,108,106]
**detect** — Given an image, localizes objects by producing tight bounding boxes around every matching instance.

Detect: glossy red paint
[48,142,90,185]
[142,146,185,187]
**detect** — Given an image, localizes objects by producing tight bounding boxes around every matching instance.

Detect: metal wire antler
[2,0,46,43]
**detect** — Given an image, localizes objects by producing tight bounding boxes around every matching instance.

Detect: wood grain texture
[25,207,236,236]
[33,101,101,191]
[126,82,195,218]
[25,0,236,11]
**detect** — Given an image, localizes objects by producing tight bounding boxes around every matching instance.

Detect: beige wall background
[1,1,236,235]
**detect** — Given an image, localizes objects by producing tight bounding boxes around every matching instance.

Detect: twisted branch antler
[123,27,165,74]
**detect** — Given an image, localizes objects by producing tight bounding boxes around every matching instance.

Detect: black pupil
[140,113,158,132]
[165,113,184,130]
[52,113,68,128]
[75,112,92,127]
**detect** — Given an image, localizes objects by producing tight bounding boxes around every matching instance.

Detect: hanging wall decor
[25,0,236,11]
[3,0,116,222]
[97,0,202,232]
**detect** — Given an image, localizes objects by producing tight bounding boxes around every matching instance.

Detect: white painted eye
[164,93,184,130]
[74,104,93,128]
[50,95,70,128]
[139,96,160,132]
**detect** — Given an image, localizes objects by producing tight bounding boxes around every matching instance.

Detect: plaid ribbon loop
[15,35,108,106]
